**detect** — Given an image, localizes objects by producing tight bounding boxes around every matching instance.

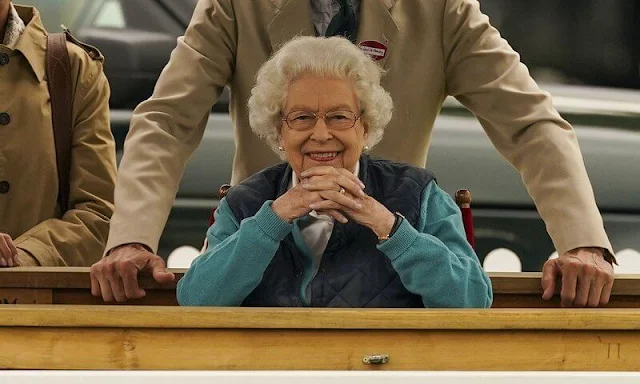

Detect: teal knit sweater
[177,182,493,307]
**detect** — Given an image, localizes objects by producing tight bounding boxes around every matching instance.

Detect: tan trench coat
[0,6,116,266]
[107,0,612,258]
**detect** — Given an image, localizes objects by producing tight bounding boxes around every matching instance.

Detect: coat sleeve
[378,182,493,308]
[105,0,238,253]
[441,0,612,256]
[14,44,116,266]
[177,200,293,306]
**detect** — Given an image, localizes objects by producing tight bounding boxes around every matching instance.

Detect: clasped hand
[271,166,395,238]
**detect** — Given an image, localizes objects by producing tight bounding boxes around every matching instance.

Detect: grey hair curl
[248,36,393,157]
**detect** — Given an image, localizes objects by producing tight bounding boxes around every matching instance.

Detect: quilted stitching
[237,155,434,308]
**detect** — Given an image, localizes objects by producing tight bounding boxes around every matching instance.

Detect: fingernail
[355,203,363,209]
[359,189,366,197]
[7,258,13,267]
[0,259,6,267]
[360,182,365,189]
[309,204,318,210]
[301,171,308,177]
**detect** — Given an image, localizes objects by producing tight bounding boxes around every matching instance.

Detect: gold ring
[339,187,346,195]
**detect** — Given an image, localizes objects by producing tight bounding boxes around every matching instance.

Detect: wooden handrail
[0,267,184,289]
[2,267,640,293]
[2,305,640,371]
[490,272,640,295]
[1,305,640,330]
[1,268,640,307]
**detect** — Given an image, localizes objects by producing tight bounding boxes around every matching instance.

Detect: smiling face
[279,75,368,177]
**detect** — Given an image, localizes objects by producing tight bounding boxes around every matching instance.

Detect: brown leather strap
[46,33,72,214]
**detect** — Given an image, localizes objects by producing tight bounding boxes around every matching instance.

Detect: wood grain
[2,306,640,370]
[2,306,640,330]
[0,288,52,305]
[0,267,186,289]
[1,268,639,307]
[1,323,639,370]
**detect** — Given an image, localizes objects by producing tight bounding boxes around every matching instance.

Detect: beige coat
[107,0,612,257]
[0,6,116,266]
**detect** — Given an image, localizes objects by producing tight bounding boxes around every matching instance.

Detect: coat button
[0,113,10,126]
[0,181,10,194]
[0,53,9,66]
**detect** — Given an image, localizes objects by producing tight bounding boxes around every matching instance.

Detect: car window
[157,0,199,26]
[20,0,98,32]
[93,0,125,28]
[23,0,184,35]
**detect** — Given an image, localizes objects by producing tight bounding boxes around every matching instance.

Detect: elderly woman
[177,36,492,308]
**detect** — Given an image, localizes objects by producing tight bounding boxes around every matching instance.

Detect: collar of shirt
[2,3,26,47]
[5,5,48,83]
[310,0,361,37]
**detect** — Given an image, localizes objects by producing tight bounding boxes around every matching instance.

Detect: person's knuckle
[90,263,104,276]
[604,273,614,285]
[606,270,615,282]
[104,261,117,276]
[116,260,134,274]
[581,264,598,277]
[563,260,581,273]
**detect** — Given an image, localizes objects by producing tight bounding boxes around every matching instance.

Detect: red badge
[358,40,387,61]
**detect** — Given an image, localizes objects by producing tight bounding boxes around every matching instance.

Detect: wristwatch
[378,212,405,243]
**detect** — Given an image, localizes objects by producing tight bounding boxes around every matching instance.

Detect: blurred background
[482,1,640,90]
[25,0,640,96]
[14,0,640,271]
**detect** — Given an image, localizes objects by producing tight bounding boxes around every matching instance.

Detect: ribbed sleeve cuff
[377,219,419,261]
[253,201,293,241]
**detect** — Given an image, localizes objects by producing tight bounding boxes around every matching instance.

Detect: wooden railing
[1,306,639,370]
[1,267,639,307]
[1,268,640,370]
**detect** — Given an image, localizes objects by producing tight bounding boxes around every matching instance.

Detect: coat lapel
[267,0,315,51]
[267,0,400,68]
[357,0,399,70]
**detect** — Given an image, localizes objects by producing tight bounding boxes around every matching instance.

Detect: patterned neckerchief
[2,3,26,46]
[310,0,360,37]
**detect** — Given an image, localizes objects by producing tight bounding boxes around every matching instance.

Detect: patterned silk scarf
[324,0,357,43]
[2,3,26,47]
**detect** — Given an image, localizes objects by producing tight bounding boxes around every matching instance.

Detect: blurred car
[27,0,640,270]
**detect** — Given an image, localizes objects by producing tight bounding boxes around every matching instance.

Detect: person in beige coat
[0,3,116,267]
[92,0,615,307]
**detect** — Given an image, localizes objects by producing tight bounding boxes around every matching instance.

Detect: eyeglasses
[282,110,363,131]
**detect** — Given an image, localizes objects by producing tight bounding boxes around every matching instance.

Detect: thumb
[147,256,175,284]
[541,260,559,300]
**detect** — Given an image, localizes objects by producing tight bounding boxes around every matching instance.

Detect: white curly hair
[248,36,393,158]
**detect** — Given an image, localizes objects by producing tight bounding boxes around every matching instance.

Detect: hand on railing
[90,243,175,302]
[541,247,614,307]
[0,233,19,268]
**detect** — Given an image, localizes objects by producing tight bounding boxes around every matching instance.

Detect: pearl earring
[278,146,284,151]
[363,145,370,151]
